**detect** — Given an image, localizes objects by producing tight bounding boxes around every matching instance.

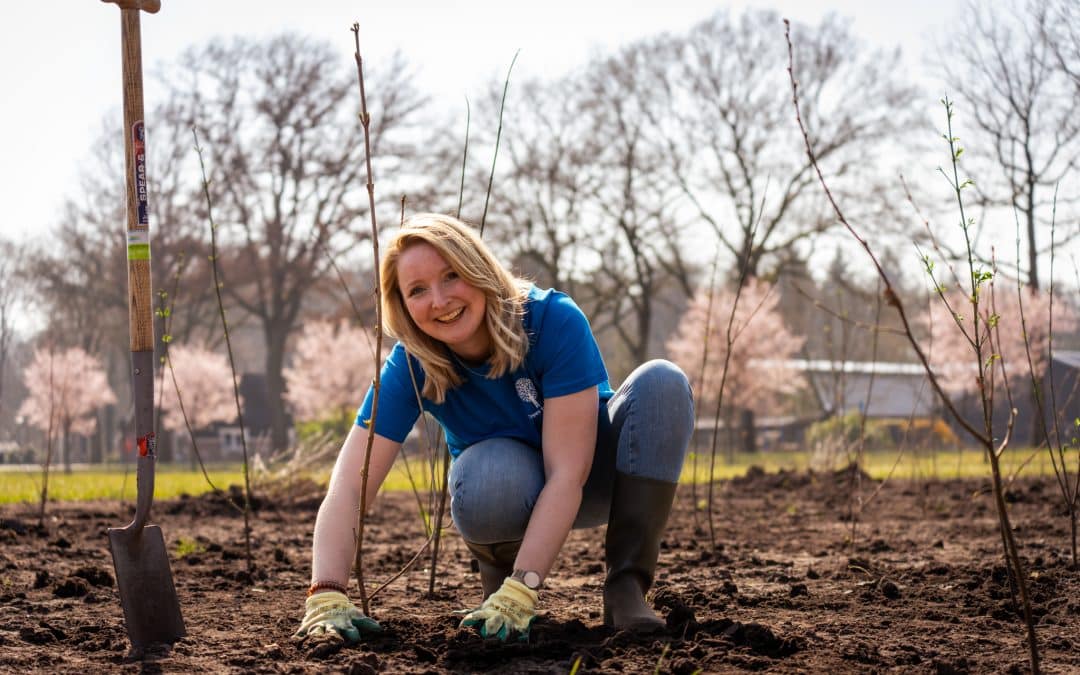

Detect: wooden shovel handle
[115,5,154,352]
[110,0,159,522]
[101,0,161,14]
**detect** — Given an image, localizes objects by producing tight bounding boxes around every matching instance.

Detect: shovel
[102,0,186,649]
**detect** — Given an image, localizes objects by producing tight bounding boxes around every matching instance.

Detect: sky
[0,0,961,333]
[0,0,958,241]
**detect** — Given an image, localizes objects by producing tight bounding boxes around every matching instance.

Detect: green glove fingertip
[341,626,361,643]
[352,616,382,633]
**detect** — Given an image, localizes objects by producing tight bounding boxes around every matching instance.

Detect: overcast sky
[1,0,966,336]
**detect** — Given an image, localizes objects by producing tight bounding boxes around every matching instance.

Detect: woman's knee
[612,359,695,480]
[628,359,695,426]
[449,438,544,544]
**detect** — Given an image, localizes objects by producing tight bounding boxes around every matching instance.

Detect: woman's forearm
[310,484,364,585]
[308,426,401,586]
[514,473,583,581]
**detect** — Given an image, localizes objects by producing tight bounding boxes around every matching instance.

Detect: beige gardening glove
[293,591,382,643]
[458,577,538,642]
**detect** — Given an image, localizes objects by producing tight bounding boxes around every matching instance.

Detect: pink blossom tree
[17,346,116,473]
[283,320,375,435]
[160,343,237,443]
[924,283,1078,397]
[667,278,807,423]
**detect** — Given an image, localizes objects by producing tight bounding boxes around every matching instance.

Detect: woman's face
[397,242,490,361]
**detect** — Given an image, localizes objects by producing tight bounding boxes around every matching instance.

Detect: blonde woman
[295,214,694,643]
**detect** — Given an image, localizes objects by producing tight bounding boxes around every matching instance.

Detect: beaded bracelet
[307,580,349,597]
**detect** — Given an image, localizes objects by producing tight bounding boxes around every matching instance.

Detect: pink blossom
[666,278,807,416]
[160,344,237,432]
[17,346,116,436]
[923,283,1078,396]
[283,320,376,423]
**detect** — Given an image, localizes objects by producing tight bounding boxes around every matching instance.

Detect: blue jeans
[450,359,694,545]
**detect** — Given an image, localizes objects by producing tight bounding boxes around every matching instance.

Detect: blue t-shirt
[356,285,613,457]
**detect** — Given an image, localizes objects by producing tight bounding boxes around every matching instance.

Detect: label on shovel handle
[131,121,149,227]
[137,432,156,458]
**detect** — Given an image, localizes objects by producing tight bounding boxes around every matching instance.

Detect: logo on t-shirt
[515,378,542,419]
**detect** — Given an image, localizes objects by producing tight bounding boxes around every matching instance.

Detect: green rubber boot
[463,539,522,600]
[603,472,677,631]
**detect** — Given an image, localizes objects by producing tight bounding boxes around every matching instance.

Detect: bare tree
[24,115,219,431]
[1045,0,1080,90]
[473,75,603,297]
[662,10,920,280]
[161,34,427,451]
[580,40,696,372]
[935,0,1080,290]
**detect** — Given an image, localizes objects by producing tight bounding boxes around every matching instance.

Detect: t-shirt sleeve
[355,342,422,442]
[533,292,609,398]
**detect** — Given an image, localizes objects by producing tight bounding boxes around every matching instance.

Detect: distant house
[791,359,938,418]
[170,373,292,464]
[1046,350,1080,445]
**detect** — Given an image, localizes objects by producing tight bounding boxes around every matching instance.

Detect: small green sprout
[175,537,206,559]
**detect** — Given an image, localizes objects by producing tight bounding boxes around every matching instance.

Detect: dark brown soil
[2,467,1078,673]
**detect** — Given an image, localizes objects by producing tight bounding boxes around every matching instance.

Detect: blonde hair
[381,213,530,403]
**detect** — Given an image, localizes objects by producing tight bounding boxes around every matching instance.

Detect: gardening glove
[458,577,538,642]
[293,591,382,644]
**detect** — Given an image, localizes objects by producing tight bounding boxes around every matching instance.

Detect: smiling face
[396,242,491,362]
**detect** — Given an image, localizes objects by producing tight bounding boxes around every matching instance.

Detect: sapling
[38,346,56,528]
[479,51,519,238]
[787,20,1041,672]
[668,270,805,548]
[156,263,240,500]
[689,247,721,525]
[349,22,386,616]
[425,52,516,596]
[1014,195,1080,567]
[192,127,255,577]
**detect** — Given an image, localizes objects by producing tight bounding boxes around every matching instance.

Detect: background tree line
[1,0,1078,459]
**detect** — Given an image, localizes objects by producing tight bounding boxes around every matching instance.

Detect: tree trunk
[740,408,757,454]
[89,410,103,465]
[103,404,115,463]
[62,423,72,474]
[265,329,290,452]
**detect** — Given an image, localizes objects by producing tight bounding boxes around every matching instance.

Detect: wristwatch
[511,569,542,590]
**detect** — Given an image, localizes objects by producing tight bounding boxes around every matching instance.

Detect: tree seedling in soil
[192,127,255,578]
[787,21,1044,673]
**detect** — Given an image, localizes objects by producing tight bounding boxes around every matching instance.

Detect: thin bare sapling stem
[785,20,1040,673]
[847,278,883,551]
[349,23,387,617]
[426,55,514,595]
[424,98,475,596]
[192,126,255,577]
[690,247,722,526]
[478,51,519,237]
[155,259,240,509]
[1013,189,1079,567]
[38,346,57,528]
[705,228,758,550]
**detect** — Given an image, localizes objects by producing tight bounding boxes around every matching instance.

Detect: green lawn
[679,446,1074,483]
[0,446,1073,505]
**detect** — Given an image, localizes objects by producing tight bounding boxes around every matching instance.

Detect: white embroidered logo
[515,378,542,418]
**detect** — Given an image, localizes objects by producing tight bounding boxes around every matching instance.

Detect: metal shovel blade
[108,523,186,648]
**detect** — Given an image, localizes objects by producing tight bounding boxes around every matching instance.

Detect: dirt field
[2,466,1078,674]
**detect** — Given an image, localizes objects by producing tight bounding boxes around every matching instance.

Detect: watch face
[514,569,541,590]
